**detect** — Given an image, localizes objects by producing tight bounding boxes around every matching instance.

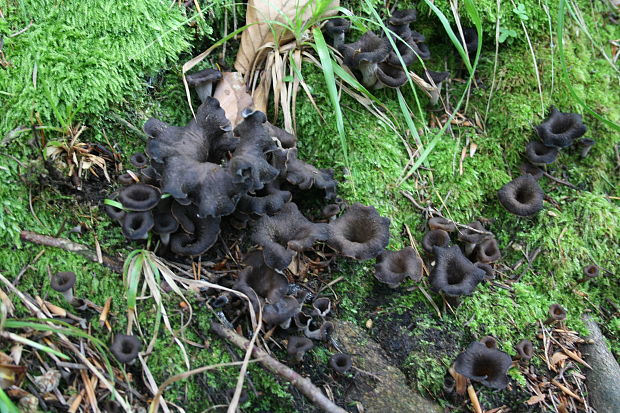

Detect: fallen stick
[210,321,347,413]
[20,230,124,273]
[467,384,482,413]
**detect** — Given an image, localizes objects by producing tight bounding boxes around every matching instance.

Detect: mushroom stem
[159,232,170,246]
[579,139,595,158]
[359,61,378,88]
[62,289,74,303]
[195,83,213,104]
[332,33,345,49]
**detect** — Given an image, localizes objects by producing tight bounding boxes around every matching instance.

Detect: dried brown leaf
[234,0,338,74]
[526,394,546,405]
[213,72,254,127]
[550,351,569,366]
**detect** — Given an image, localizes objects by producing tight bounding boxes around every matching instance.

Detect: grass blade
[557,0,620,131]
[312,28,350,172]
[0,388,20,413]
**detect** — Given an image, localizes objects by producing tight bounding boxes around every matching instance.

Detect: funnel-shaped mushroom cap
[423,70,450,85]
[118,184,161,211]
[547,303,567,322]
[430,246,485,297]
[287,336,314,362]
[329,353,352,374]
[325,17,351,36]
[130,152,149,168]
[152,200,179,236]
[103,203,125,222]
[583,264,600,279]
[462,27,478,55]
[422,229,450,253]
[374,247,422,287]
[536,107,586,148]
[327,203,390,260]
[476,238,501,263]
[111,334,141,363]
[339,31,390,67]
[457,221,488,244]
[428,216,456,232]
[525,141,559,166]
[375,63,408,88]
[312,297,331,317]
[236,251,288,303]
[186,68,222,88]
[278,148,337,199]
[170,214,221,256]
[454,341,512,389]
[263,296,300,327]
[386,23,412,41]
[51,272,76,292]
[479,336,498,349]
[474,262,495,280]
[515,339,534,360]
[321,204,340,219]
[385,37,418,67]
[305,320,334,341]
[388,9,417,25]
[265,122,297,149]
[237,183,292,216]
[251,202,330,270]
[121,211,154,240]
[519,162,543,180]
[498,175,544,217]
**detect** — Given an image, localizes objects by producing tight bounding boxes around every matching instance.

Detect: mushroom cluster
[328,9,446,90]
[498,106,588,217]
[105,67,395,346]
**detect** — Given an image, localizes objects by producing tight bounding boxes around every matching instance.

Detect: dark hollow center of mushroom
[554,307,564,315]
[129,216,145,230]
[121,341,134,354]
[534,145,552,156]
[485,245,497,255]
[336,358,348,367]
[586,266,597,275]
[128,189,152,202]
[388,259,407,274]
[550,118,573,134]
[342,225,372,243]
[446,267,466,285]
[515,187,534,204]
[472,356,497,379]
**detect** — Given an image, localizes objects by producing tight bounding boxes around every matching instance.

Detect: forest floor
[0,0,618,412]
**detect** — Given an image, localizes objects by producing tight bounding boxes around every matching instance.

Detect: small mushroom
[117,173,136,185]
[498,175,544,217]
[519,162,543,180]
[305,320,334,341]
[321,204,340,219]
[287,336,314,362]
[544,303,567,325]
[324,17,351,49]
[117,184,161,212]
[388,9,417,26]
[525,141,559,166]
[329,353,352,374]
[251,202,329,270]
[454,341,512,390]
[327,203,390,260]
[374,247,423,287]
[461,27,478,56]
[103,202,125,222]
[479,336,498,349]
[374,63,408,89]
[339,31,390,88]
[457,221,488,256]
[536,107,587,148]
[429,246,486,298]
[186,68,222,103]
[578,138,595,159]
[474,262,495,281]
[423,70,450,105]
[476,238,501,263]
[235,251,289,304]
[422,229,450,253]
[130,153,149,168]
[578,264,600,284]
[120,211,154,241]
[515,339,534,361]
[428,216,456,232]
[294,311,312,329]
[50,271,76,303]
[312,297,331,317]
[111,334,141,364]
[169,212,221,256]
[263,296,301,329]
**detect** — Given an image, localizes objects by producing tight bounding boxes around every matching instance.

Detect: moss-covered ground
[1,0,618,411]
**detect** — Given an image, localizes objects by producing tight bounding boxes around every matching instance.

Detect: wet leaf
[213,72,254,127]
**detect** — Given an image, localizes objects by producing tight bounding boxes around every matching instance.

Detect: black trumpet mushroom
[374,247,423,287]
[429,246,486,297]
[498,175,544,217]
[287,336,314,362]
[536,107,587,148]
[111,334,141,364]
[454,341,512,390]
[329,353,352,374]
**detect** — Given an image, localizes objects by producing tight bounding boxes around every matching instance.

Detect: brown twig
[467,384,483,413]
[210,321,347,413]
[20,230,123,273]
